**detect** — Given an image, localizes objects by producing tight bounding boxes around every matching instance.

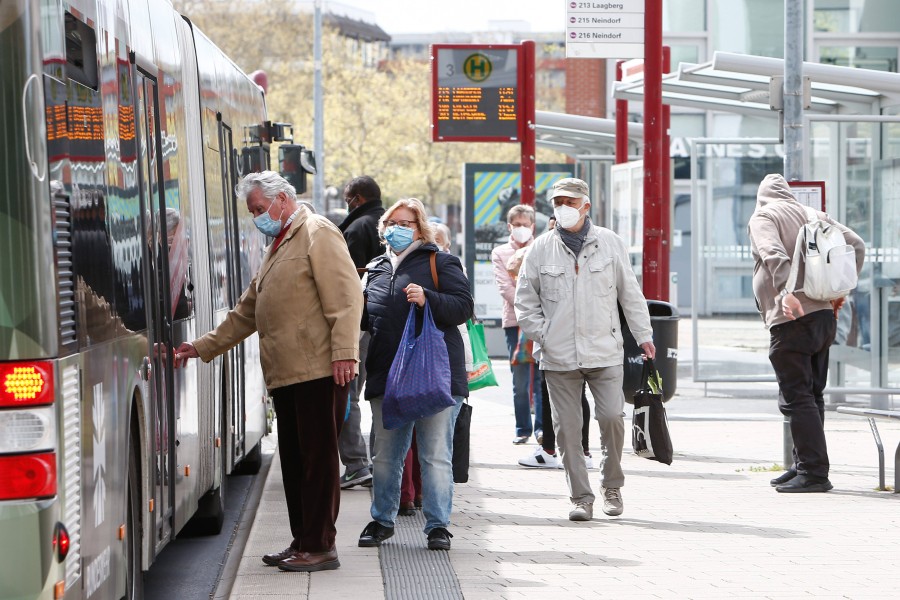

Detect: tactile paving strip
[380,510,464,600]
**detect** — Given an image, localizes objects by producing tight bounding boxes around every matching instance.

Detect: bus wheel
[126,439,144,600]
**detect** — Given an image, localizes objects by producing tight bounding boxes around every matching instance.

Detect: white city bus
[0,0,280,597]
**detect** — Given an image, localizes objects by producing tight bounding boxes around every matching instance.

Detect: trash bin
[620,300,678,402]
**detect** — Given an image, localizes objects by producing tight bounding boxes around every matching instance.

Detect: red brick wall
[564,58,606,117]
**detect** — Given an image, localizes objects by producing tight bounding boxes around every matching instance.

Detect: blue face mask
[384,225,414,252]
[253,201,284,237]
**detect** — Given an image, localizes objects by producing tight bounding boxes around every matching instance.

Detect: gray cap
[550,177,590,202]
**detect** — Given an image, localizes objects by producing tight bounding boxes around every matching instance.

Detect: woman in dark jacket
[357,198,473,552]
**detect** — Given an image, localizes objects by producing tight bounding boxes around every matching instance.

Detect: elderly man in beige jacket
[176,171,362,572]
[748,173,864,493]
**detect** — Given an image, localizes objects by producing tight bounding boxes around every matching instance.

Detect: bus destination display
[433,47,520,142]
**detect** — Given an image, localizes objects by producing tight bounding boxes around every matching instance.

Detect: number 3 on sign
[445,63,454,76]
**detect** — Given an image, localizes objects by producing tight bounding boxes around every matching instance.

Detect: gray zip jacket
[748,174,865,329]
[514,223,652,371]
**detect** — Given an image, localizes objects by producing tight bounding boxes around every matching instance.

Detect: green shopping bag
[466,319,498,391]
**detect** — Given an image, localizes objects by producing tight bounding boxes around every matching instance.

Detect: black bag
[452,402,472,483]
[631,358,673,465]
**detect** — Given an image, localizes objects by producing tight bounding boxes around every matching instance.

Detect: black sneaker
[358,521,394,547]
[776,474,833,493]
[426,527,453,551]
[340,467,373,489]
[770,469,797,487]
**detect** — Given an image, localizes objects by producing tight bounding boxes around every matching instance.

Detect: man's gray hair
[235,171,298,204]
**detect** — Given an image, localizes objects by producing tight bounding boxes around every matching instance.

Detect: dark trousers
[769,309,836,479]
[541,372,590,454]
[272,376,347,552]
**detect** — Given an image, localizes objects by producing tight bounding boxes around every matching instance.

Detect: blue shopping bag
[382,300,455,430]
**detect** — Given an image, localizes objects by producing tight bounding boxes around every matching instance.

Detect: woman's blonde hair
[379,198,435,244]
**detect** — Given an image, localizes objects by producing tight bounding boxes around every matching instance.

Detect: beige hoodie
[748,174,865,329]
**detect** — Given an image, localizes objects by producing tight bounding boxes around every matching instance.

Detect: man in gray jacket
[748,174,865,493]
[515,178,655,521]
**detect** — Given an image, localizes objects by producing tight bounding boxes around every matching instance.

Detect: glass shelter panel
[691,140,782,383]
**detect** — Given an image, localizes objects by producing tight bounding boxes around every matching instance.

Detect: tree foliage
[174,0,566,212]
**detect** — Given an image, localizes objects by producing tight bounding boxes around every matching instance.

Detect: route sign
[565,0,646,59]
[431,44,522,142]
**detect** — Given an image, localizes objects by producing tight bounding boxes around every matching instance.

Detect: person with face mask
[174,171,362,572]
[490,205,544,445]
[514,177,655,522]
[357,198,473,552]
[335,176,386,490]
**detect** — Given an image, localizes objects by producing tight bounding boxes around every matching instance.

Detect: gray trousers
[544,365,625,504]
[339,331,371,472]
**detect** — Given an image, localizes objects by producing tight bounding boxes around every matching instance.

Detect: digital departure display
[432,46,521,142]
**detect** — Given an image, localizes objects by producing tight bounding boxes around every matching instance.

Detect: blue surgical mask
[253,201,284,237]
[384,225,414,252]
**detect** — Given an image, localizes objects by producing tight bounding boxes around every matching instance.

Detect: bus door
[218,121,246,462]
[135,70,176,554]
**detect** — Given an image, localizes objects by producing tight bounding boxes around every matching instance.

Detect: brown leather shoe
[277,548,340,572]
[262,547,299,566]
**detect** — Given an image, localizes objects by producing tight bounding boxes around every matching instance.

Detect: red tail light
[53,523,71,561]
[0,453,57,500]
[0,362,54,407]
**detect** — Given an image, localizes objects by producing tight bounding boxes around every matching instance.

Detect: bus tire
[126,430,144,600]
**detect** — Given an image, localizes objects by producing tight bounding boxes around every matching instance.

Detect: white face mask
[510,226,533,244]
[554,202,583,229]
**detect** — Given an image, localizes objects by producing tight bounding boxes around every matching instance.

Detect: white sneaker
[555,453,594,469]
[568,502,593,521]
[601,487,623,516]
[518,447,559,468]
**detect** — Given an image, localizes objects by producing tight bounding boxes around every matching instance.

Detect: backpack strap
[785,205,818,295]
[430,252,440,290]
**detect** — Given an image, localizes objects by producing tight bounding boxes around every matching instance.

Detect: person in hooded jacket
[357,197,474,552]
[748,173,865,493]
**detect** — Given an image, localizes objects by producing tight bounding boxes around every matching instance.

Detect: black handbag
[452,401,472,483]
[631,358,673,465]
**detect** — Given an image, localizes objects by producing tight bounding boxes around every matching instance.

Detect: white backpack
[786,206,858,301]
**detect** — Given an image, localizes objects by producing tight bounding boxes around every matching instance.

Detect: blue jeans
[370,396,463,533]
[504,326,543,437]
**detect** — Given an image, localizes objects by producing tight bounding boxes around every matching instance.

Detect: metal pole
[313,0,324,211]
[784,0,803,180]
[662,45,671,303]
[520,40,536,206]
[781,0,803,466]
[642,0,665,300]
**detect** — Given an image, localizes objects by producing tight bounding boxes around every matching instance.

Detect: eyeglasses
[386,220,417,229]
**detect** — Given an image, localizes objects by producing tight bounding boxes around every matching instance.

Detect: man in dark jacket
[337,176,385,489]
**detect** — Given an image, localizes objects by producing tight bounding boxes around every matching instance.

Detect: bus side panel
[0,0,58,360]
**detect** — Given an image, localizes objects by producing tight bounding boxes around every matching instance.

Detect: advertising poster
[463,163,575,324]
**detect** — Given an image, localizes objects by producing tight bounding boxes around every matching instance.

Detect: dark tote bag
[631,358,673,465]
[452,401,472,483]
[382,300,455,430]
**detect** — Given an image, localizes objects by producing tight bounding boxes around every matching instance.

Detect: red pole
[642,0,664,301]
[521,40,536,206]
[661,45,671,302]
[615,60,628,165]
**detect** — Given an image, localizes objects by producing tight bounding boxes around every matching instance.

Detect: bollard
[782,417,794,470]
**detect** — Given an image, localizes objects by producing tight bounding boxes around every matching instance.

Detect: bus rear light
[0,453,57,500]
[53,522,71,561]
[0,406,55,453]
[0,362,54,406]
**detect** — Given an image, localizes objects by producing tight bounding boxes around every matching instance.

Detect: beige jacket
[748,174,865,329]
[193,207,362,389]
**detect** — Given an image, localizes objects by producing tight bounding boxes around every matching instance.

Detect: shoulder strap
[430,252,439,290]
[786,207,817,294]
